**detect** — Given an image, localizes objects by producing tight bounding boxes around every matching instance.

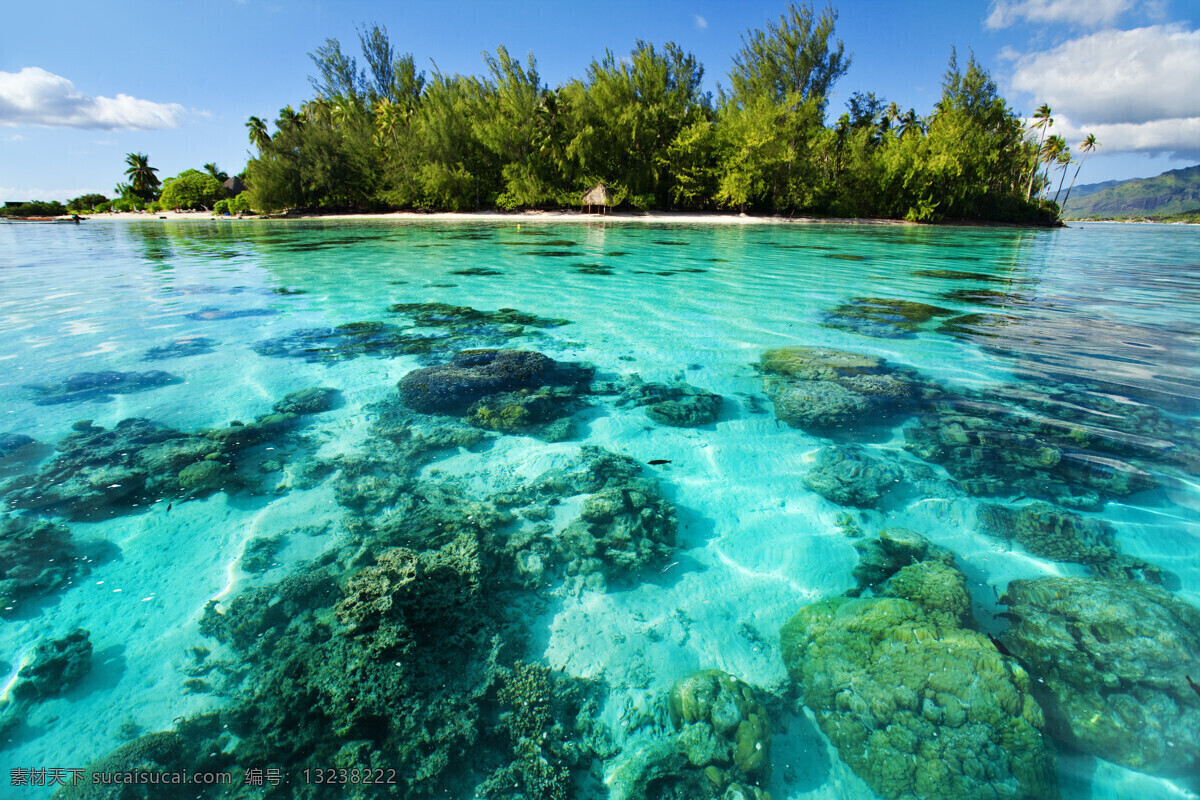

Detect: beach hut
[223,176,246,197]
[582,183,610,215]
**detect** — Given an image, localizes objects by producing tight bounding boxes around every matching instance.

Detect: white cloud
[1005,24,1200,157]
[1049,114,1200,160]
[694,15,708,30]
[986,0,1133,29]
[0,67,184,130]
[1007,25,1200,123]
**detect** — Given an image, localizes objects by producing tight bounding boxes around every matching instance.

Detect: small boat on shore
[0,216,83,224]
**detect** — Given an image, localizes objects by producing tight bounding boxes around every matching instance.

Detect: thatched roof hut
[581,182,610,214]
[223,176,246,197]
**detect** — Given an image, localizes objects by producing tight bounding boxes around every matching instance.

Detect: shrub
[213,199,231,216]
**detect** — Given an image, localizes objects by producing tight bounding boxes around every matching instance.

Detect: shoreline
[69,208,1064,228]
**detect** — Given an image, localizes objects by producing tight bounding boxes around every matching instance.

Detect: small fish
[647,459,672,466]
[988,634,1013,658]
[1187,675,1200,698]
[166,503,173,513]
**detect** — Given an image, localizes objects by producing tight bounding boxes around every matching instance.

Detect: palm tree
[1052,148,1072,204]
[897,109,921,138]
[1039,135,1066,197]
[123,153,161,200]
[1061,133,1100,211]
[1025,104,1052,200]
[246,116,271,150]
[204,163,229,182]
[277,105,305,131]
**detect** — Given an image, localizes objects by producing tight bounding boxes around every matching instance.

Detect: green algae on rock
[1001,577,1200,777]
[759,347,922,434]
[780,596,1058,800]
[668,670,772,786]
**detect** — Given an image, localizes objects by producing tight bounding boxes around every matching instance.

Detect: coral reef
[1001,577,1200,776]
[0,515,81,615]
[25,370,181,405]
[802,446,903,508]
[822,297,955,339]
[11,628,92,702]
[904,400,1156,505]
[1,628,93,747]
[254,320,442,362]
[668,670,771,785]
[480,662,612,800]
[780,595,1058,800]
[399,349,593,415]
[759,347,922,434]
[0,433,37,458]
[975,501,1173,586]
[4,388,338,519]
[850,527,952,595]
[254,304,570,364]
[200,537,504,798]
[466,386,586,440]
[272,386,340,416]
[389,302,569,330]
[616,377,722,427]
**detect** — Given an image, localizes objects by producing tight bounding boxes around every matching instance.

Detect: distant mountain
[1062,164,1200,219]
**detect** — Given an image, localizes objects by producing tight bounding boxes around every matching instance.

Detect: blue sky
[2,0,1197,200]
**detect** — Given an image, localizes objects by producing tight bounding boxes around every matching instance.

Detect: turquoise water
[1,219,1198,799]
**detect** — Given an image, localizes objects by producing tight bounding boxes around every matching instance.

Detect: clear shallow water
[0,219,1198,799]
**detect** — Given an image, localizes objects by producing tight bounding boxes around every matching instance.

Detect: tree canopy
[240,6,1062,224]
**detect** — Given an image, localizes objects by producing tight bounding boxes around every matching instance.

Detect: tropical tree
[123,153,161,200]
[246,116,271,150]
[1025,103,1052,199]
[1052,148,1072,204]
[204,163,229,182]
[1061,133,1099,210]
[727,2,851,111]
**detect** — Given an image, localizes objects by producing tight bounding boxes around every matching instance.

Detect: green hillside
[1063,164,1200,219]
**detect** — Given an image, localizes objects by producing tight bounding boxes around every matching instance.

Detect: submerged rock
[760,347,922,434]
[822,297,956,339]
[12,628,92,702]
[5,388,337,519]
[781,595,1058,800]
[25,370,181,405]
[272,386,340,416]
[851,527,952,594]
[1002,577,1200,777]
[803,445,903,508]
[0,515,81,615]
[979,502,1117,565]
[0,433,37,459]
[141,337,218,361]
[254,321,441,362]
[905,404,1157,504]
[617,377,722,427]
[668,670,771,785]
[399,349,593,415]
[465,385,585,440]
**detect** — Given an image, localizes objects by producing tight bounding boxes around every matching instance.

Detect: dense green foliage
[1,200,68,217]
[239,6,1055,223]
[1063,164,1200,219]
[66,193,109,212]
[159,169,228,210]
